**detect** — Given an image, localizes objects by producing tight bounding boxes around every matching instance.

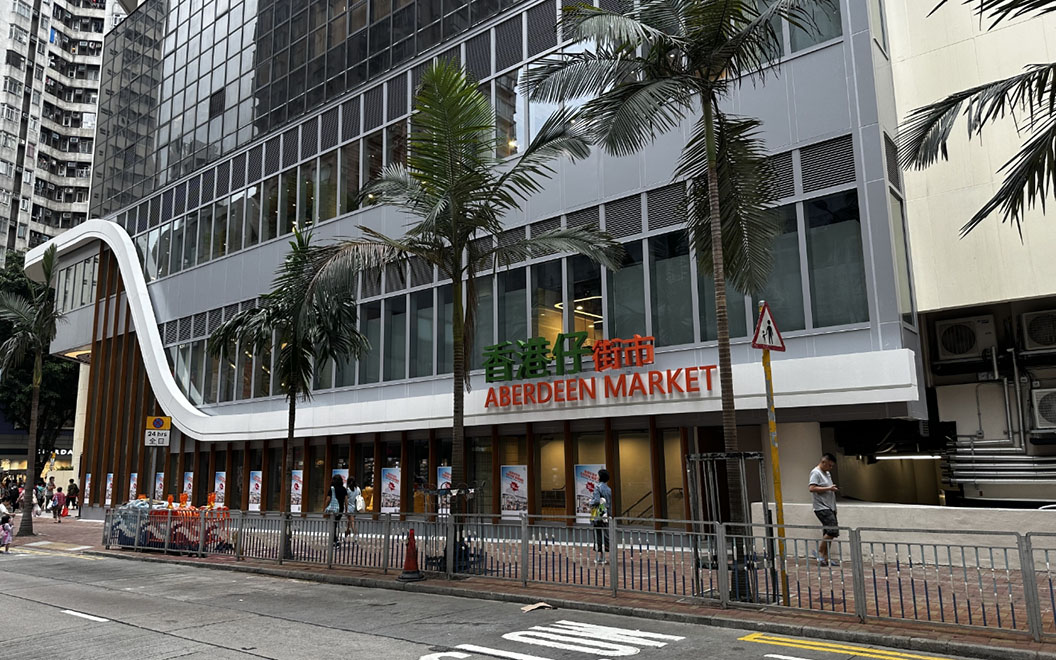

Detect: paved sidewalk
[15,516,1056,660]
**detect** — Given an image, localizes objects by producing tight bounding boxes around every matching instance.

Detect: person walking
[589,469,612,565]
[344,477,362,539]
[51,487,66,523]
[323,474,348,547]
[808,453,840,566]
[1,513,12,552]
[67,479,79,512]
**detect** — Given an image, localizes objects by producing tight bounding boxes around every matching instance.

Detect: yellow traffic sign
[146,416,171,431]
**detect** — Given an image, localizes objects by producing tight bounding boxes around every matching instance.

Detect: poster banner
[500,465,528,520]
[128,472,138,501]
[574,464,606,523]
[332,468,349,484]
[380,467,400,513]
[437,465,452,515]
[104,473,113,506]
[154,472,164,500]
[290,470,303,513]
[214,471,226,506]
[84,473,91,504]
[248,471,262,511]
[183,472,194,498]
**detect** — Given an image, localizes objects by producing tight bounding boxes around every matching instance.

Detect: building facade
[0,0,123,263]
[31,0,931,519]
[886,0,1056,503]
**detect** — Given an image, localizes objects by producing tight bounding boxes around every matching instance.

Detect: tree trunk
[17,351,42,537]
[285,395,296,513]
[703,100,745,527]
[451,275,466,493]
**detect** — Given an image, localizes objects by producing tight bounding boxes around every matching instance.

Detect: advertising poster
[332,468,349,484]
[214,471,226,506]
[500,465,528,520]
[380,467,400,513]
[290,469,303,513]
[104,473,113,506]
[128,472,138,501]
[437,465,452,515]
[154,472,164,500]
[574,464,606,523]
[84,473,91,504]
[248,471,262,511]
[183,472,194,498]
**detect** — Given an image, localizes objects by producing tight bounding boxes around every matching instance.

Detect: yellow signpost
[751,301,789,606]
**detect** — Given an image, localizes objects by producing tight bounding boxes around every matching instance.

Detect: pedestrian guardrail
[101,509,1055,641]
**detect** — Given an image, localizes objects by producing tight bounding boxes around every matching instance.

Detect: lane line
[68,545,94,551]
[25,541,53,547]
[765,654,814,660]
[62,609,109,623]
[11,548,101,560]
[739,633,954,660]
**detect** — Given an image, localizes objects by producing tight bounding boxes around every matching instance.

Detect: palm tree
[210,229,368,515]
[526,0,818,523]
[305,61,623,505]
[899,0,1056,235]
[0,245,62,537]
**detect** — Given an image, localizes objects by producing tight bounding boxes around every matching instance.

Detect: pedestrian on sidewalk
[323,474,348,547]
[1,513,11,552]
[67,479,79,511]
[809,453,840,566]
[45,477,55,509]
[590,469,612,565]
[344,476,361,539]
[52,487,66,523]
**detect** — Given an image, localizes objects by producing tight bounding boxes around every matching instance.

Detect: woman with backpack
[344,477,362,539]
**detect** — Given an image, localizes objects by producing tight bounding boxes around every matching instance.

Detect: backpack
[590,496,608,524]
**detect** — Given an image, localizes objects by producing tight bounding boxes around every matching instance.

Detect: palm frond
[583,76,698,157]
[0,334,31,372]
[899,63,1056,170]
[931,0,1056,25]
[681,112,781,295]
[489,226,626,271]
[524,50,646,105]
[561,1,687,50]
[0,291,38,331]
[961,116,1056,235]
[490,105,592,205]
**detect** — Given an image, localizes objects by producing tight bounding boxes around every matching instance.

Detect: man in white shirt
[808,453,839,565]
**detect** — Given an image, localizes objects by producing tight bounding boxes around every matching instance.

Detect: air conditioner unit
[1023,310,1056,351]
[1032,388,1056,430]
[934,315,997,361]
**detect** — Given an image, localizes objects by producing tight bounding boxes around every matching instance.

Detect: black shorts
[814,509,839,538]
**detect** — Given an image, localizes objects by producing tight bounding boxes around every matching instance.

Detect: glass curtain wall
[649,233,693,345]
[608,242,645,338]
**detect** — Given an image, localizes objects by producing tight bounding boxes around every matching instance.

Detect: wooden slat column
[241,442,251,510]
[490,426,500,523]
[649,417,663,530]
[526,423,536,517]
[563,421,574,526]
[82,248,111,506]
[372,434,382,514]
[604,419,618,516]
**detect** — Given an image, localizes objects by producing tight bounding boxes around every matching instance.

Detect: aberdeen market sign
[482,330,718,410]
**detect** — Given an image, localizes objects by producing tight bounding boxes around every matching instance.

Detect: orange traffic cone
[397,528,425,582]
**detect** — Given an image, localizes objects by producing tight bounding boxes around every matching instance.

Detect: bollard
[521,512,529,587]
[235,510,244,561]
[326,515,336,569]
[716,523,729,608]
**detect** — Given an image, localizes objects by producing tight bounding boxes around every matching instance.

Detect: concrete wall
[886,0,1056,312]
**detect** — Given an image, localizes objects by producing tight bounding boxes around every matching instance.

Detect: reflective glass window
[649,233,694,346]
[498,268,527,343]
[197,206,213,265]
[229,191,245,254]
[384,295,407,380]
[754,205,805,331]
[244,183,261,247]
[212,199,229,259]
[805,190,869,327]
[318,150,338,221]
[262,176,279,241]
[280,169,298,235]
[791,3,842,51]
[471,275,492,370]
[437,284,454,375]
[567,255,603,345]
[359,301,382,383]
[298,160,317,228]
[254,339,271,398]
[340,142,360,214]
[531,260,563,348]
[183,212,198,269]
[889,192,914,325]
[169,217,185,275]
[607,241,646,338]
[364,130,383,181]
[495,71,525,158]
[409,289,433,378]
[388,121,406,167]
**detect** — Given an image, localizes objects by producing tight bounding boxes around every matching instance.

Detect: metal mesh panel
[566,206,598,229]
[364,85,384,131]
[173,182,186,214]
[801,134,855,193]
[647,183,684,230]
[186,176,200,209]
[384,262,405,292]
[137,202,148,233]
[193,313,207,338]
[241,300,256,312]
[178,316,192,341]
[498,227,525,263]
[164,321,178,345]
[215,161,230,197]
[248,145,264,182]
[265,137,281,175]
[208,308,222,332]
[770,151,794,199]
[409,256,433,286]
[388,74,408,120]
[604,195,642,237]
[321,107,340,150]
[161,189,173,223]
[472,236,494,270]
[466,32,490,81]
[342,96,360,139]
[301,117,318,159]
[413,60,431,89]
[527,1,557,56]
[201,169,215,204]
[529,217,560,256]
[231,153,247,190]
[884,134,902,191]
[495,16,523,71]
[224,303,239,320]
[148,196,160,227]
[282,128,299,168]
[361,268,382,298]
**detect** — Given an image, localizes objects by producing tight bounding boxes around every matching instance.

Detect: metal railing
[101,509,1055,641]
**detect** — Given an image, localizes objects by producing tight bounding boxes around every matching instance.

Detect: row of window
[163,189,868,407]
[55,254,99,314]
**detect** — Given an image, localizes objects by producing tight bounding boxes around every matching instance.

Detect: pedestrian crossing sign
[751,301,786,352]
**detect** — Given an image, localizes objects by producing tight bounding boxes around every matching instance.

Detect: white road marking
[68,545,93,551]
[25,541,53,547]
[454,645,552,660]
[765,654,814,660]
[62,609,109,623]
